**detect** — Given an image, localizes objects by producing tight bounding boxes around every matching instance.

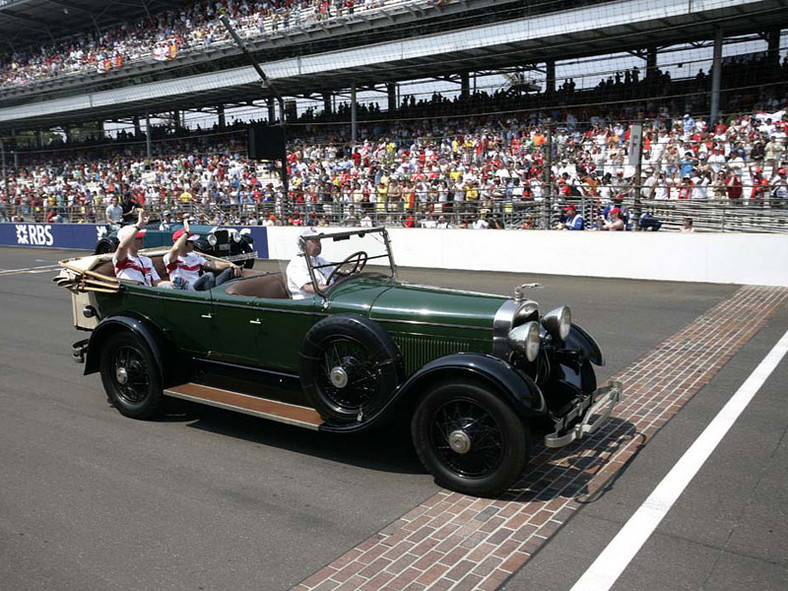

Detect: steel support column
[545,60,555,95]
[351,83,357,144]
[709,27,723,125]
[218,104,226,129]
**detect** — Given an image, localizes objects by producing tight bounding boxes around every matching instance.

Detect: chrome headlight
[513,300,539,325]
[207,233,218,246]
[508,321,541,362]
[541,306,572,342]
[231,230,241,243]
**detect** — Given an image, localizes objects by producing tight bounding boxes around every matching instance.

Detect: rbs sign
[15,224,55,246]
[0,223,103,250]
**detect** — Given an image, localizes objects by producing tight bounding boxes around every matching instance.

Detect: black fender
[84,315,167,382]
[193,237,211,253]
[399,352,546,418]
[552,358,597,395]
[319,352,545,434]
[565,323,604,366]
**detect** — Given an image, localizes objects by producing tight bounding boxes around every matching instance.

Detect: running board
[164,383,323,430]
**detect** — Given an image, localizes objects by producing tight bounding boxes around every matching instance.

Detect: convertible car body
[55,226,620,497]
[95,222,257,268]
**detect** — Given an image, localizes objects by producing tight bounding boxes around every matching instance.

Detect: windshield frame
[301,226,397,298]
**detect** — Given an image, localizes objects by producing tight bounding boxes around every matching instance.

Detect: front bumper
[544,380,622,448]
[72,339,90,364]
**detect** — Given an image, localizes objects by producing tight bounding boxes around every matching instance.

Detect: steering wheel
[326,251,368,285]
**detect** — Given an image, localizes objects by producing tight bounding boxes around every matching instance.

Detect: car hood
[369,282,508,329]
[325,277,510,329]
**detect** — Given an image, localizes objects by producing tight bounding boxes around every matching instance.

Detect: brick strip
[294,285,788,591]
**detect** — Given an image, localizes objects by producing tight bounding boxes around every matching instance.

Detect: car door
[247,296,316,372]
[159,287,215,356]
[210,290,316,372]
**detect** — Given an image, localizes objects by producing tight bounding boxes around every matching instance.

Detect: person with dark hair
[120,193,141,223]
[104,195,123,229]
[681,217,696,233]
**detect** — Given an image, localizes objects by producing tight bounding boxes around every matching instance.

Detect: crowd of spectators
[2,96,786,230]
[0,0,434,89]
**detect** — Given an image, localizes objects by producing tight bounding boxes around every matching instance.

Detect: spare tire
[300,314,402,424]
[95,236,119,255]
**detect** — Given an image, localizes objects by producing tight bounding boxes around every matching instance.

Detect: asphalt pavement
[1,247,784,591]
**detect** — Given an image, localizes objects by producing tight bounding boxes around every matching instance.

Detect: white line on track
[0,264,60,276]
[571,328,788,591]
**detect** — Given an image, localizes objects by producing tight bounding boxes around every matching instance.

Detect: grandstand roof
[0,0,191,49]
[0,0,786,132]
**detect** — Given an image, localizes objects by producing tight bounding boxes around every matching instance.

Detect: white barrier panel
[267,228,788,287]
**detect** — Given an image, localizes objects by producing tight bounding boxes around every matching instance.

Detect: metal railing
[3,196,786,233]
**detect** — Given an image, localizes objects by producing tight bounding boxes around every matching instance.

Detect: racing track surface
[1,247,786,591]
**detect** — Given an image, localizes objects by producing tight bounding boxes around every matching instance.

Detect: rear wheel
[411,381,529,497]
[100,332,162,419]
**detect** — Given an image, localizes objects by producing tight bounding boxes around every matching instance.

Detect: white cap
[300,227,319,240]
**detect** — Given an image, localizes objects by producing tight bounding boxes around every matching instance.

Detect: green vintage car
[55,226,620,497]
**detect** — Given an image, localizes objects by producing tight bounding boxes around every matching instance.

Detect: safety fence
[3,197,786,234]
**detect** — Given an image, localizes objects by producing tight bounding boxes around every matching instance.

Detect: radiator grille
[393,335,472,375]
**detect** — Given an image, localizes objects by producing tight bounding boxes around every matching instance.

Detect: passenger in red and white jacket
[163,219,241,291]
[113,209,172,287]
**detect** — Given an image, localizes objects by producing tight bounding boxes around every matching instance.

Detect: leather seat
[224,274,289,299]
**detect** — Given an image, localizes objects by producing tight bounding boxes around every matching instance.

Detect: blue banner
[0,223,269,259]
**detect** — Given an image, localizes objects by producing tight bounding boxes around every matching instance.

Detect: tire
[95,238,118,255]
[100,331,163,420]
[300,314,402,423]
[411,380,530,497]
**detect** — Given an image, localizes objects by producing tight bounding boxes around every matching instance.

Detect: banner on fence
[0,223,269,259]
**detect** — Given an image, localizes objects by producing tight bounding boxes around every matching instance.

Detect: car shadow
[153,401,641,495]
[164,398,424,475]
[498,417,643,503]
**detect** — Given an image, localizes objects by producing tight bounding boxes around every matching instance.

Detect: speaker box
[247,125,285,160]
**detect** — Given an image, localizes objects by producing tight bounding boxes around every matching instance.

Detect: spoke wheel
[317,337,381,415]
[100,332,162,419]
[412,381,529,497]
[430,398,505,477]
[301,314,402,424]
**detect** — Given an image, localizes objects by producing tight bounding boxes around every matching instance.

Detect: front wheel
[411,381,530,497]
[100,332,163,419]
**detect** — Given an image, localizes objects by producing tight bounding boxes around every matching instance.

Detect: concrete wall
[267,227,788,287]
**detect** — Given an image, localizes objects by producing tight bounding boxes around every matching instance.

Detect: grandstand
[0,0,787,232]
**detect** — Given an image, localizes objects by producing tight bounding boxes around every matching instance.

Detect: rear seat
[92,255,266,290]
[92,260,115,279]
[91,255,169,282]
[224,273,290,299]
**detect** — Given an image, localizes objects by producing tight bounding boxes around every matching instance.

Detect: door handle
[249,318,261,325]
[201,313,213,319]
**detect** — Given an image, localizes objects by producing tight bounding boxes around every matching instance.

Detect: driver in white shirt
[286,228,335,299]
